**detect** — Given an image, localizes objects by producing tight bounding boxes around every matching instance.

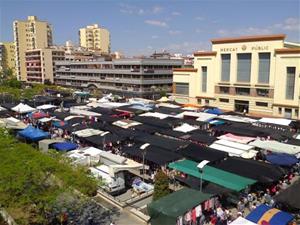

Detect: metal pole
[142,151,145,181]
[200,170,203,193]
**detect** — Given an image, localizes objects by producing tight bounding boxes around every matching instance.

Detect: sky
[0,0,299,56]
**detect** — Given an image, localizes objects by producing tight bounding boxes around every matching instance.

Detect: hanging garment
[191,208,196,223]
[195,205,202,217]
[177,216,183,225]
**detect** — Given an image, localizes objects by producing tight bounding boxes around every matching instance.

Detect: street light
[197,160,210,193]
[140,143,150,181]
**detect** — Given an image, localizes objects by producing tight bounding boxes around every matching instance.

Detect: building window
[295,109,299,118]
[219,98,229,103]
[236,87,250,96]
[221,54,230,82]
[256,102,268,107]
[175,82,189,95]
[237,53,251,82]
[202,66,207,93]
[256,89,269,97]
[197,99,202,105]
[278,107,282,114]
[205,99,209,104]
[220,86,229,94]
[258,53,270,84]
[286,67,296,100]
[284,108,292,119]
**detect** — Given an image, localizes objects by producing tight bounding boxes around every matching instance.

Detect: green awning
[148,187,213,225]
[168,159,256,191]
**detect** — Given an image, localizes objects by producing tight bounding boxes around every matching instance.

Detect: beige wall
[14,16,52,81]
[1,42,16,74]
[79,24,110,54]
[173,36,300,119]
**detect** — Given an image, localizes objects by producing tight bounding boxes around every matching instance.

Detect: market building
[173,34,300,119]
[54,58,183,99]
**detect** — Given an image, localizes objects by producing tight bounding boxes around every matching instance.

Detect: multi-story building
[173,34,300,119]
[25,48,65,83]
[79,24,110,54]
[13,16,53,81]
[54,58,183,98]
[0,42,16,74]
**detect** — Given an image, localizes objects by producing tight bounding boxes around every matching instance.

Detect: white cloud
[272,17,300,31]
[168,30,182,35]
[145,20,168,28]
[195,16,205,21]
[151,35,159,39]
[172,11,181,16]
[163,41,209,54]
[152,6,163,14]
[217,27,272,37]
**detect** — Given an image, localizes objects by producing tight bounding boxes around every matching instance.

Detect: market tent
[246,204,293,225]
[230,217,257,225]
[266,153,299,166]
[83,133,124,147]
[12,103,36,114]
[18,125,49,141]
[249,139,300,155]
[133,124,161,134]
[204,107,223,115]
[258,117,291,126]
[52,120,68,128]
[51,142,78,151]
[36,104,57,110]
[30,111,48,119]
[168,159,256,191]
[122,144,182,166]
[212,124,267,137]
[187,132,217,145]
[213,157,285,184]
[179,143,227,162]
[134,134,188,151]
[217,133,256,144]
[73,128,104,137]
[148,188,213,225]
[173,123,198,133]
[274,179,300,210]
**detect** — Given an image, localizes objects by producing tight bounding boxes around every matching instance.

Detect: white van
[90,165,125,195]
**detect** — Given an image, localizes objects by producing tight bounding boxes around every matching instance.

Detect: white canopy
[11,103,36,113]
[258,117,291,126]
[73,128,104,137]
[173,123,198,133]
[70,108,101,117]
[157,96,169,102]
[230,217,257,225]
[217,133,256,144]
[0,117,28,130]
[214,139,254,151]
[0,106,6,111]
[112,119,141,129]
[209,143,245,157]
[196,112,218,122]
[39,117,55,123]
[36,104,57,110]
[249,139,300,155]
[140,112,170,119]
[218,115,257,123]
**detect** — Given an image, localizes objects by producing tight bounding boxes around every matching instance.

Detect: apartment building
[0,42,16,74]
[26,48,65,83]
[13,16,53,81]
[173,34,300,119]
[79,24,110,54]
[54,58,183,98]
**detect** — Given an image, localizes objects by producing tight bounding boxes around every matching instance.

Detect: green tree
[153,170,171,201]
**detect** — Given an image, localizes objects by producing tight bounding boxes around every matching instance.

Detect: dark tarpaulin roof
[133,124,161,134]
[148,188,213,225]
[290,120,300,129]
[181,118,207,127]
[213,157,286,183]
[133,116,176,129]
[134,134,188,151]
[1,102,18,110]
[179,143,228,162]
[157,129,186,138]
[212,124,267,137]
[186,132,217,145]
[286,138,300,146]
[274,179,300,210]
[50,111,71,120]
[153,106,183,115]
[83,133,124,146]
[176,175,232,194]
[65,123,90,132]
[122,144,182,165]
[90,107,114,115]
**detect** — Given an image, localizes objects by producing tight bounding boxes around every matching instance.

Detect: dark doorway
[234,100,249,113]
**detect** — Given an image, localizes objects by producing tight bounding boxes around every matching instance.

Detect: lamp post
[140,143,150,181]
[197,160,210,193]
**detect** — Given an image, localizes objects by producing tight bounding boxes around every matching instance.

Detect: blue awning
[51,142,77,151]
[204,108,223,115]
[18,125,49,141]
[266,153,299,166]
[246,204,293,225]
